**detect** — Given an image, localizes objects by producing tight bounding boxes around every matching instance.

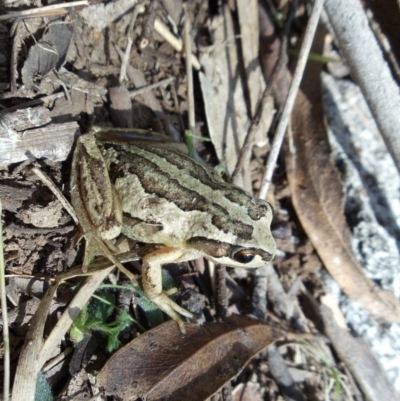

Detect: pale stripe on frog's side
[71,128,276,332]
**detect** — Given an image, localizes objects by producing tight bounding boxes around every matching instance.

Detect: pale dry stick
[129,77,174,98]
[139,0,159,49]
[231,57,282,185]
[31,165,79,225]
[0,0,89,20]
[154,18,201,70]
[259,0,325,199]
[232,0,297,184]
[119,4,146,83]
[42,348,73,372]
[119,37,134,83]
[0,201,10,401]
[5,273,53,280]
[184,12,196,135]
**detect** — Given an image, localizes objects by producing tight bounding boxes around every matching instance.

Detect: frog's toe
[150,293,194,333]
[163,287,178,296]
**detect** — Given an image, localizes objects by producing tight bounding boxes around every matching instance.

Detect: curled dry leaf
[286,28,400,323]
[97,315,286,401]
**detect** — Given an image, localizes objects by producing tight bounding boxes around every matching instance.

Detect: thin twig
[10,20,20,93]
[7,222,75,235]
[129,77,174,98]
[216,265,228,319]
[259,0,325,199]
[0,0,89,20]
[0,201,10,401]
[231,50,285,184]
[154,17,201,70]
[32,165,79,224]
[120,37,134,83]
[120,4,146,83]
[184,9,195,135]
[0,92,65,115]
[139,0,159,49]
[231,0,297,184]
[42,348,73,372]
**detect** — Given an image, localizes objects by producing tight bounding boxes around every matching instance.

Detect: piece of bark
[0,107,51,132]
[0,121,79,164]
[0,184,35,213]
[22,23,73,89]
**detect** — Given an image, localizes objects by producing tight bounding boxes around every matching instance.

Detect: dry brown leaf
[97,315,286,401]
[286,27,400,323]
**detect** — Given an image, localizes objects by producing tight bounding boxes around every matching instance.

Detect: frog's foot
[149,292,195,333]
[142,247,197,333]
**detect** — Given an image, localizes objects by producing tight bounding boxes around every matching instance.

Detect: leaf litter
[0,0,399,400]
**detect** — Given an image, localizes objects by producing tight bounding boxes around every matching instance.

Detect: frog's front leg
[142,247,195,333]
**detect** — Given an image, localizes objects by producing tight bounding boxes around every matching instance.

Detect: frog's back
[102,142,274,252]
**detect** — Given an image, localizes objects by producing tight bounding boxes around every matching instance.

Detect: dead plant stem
[0,201,10,401]
[0,1,89,20]
[259,0,324,199]
[232,0,297,184]
[129,77,174,98]
[184,10,196,135]
[32,165,79,224]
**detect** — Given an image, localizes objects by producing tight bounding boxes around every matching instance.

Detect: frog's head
[186,199,276,269]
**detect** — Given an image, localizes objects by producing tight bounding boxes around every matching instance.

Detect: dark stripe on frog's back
[140,145,271,221]
[108,144,254,240]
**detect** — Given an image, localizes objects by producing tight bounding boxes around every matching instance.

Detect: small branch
[32,165,79,225]
[120,4,145,83]
[0,92,65,115]
[129,77,174,98]
[0,201,10,401]
[184,9,195,135]
[0,1,89,20]
[7,222,75,236]
[259,0,325,199]
[154,18,201,70]
[139,0,159,49]
[120,37,134,83]
[232,1,297,184]
[216,265,228,319]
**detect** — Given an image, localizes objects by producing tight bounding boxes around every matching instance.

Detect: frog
[70,126,276,332]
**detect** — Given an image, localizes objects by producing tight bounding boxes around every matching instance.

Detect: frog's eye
[231,248,256,264]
